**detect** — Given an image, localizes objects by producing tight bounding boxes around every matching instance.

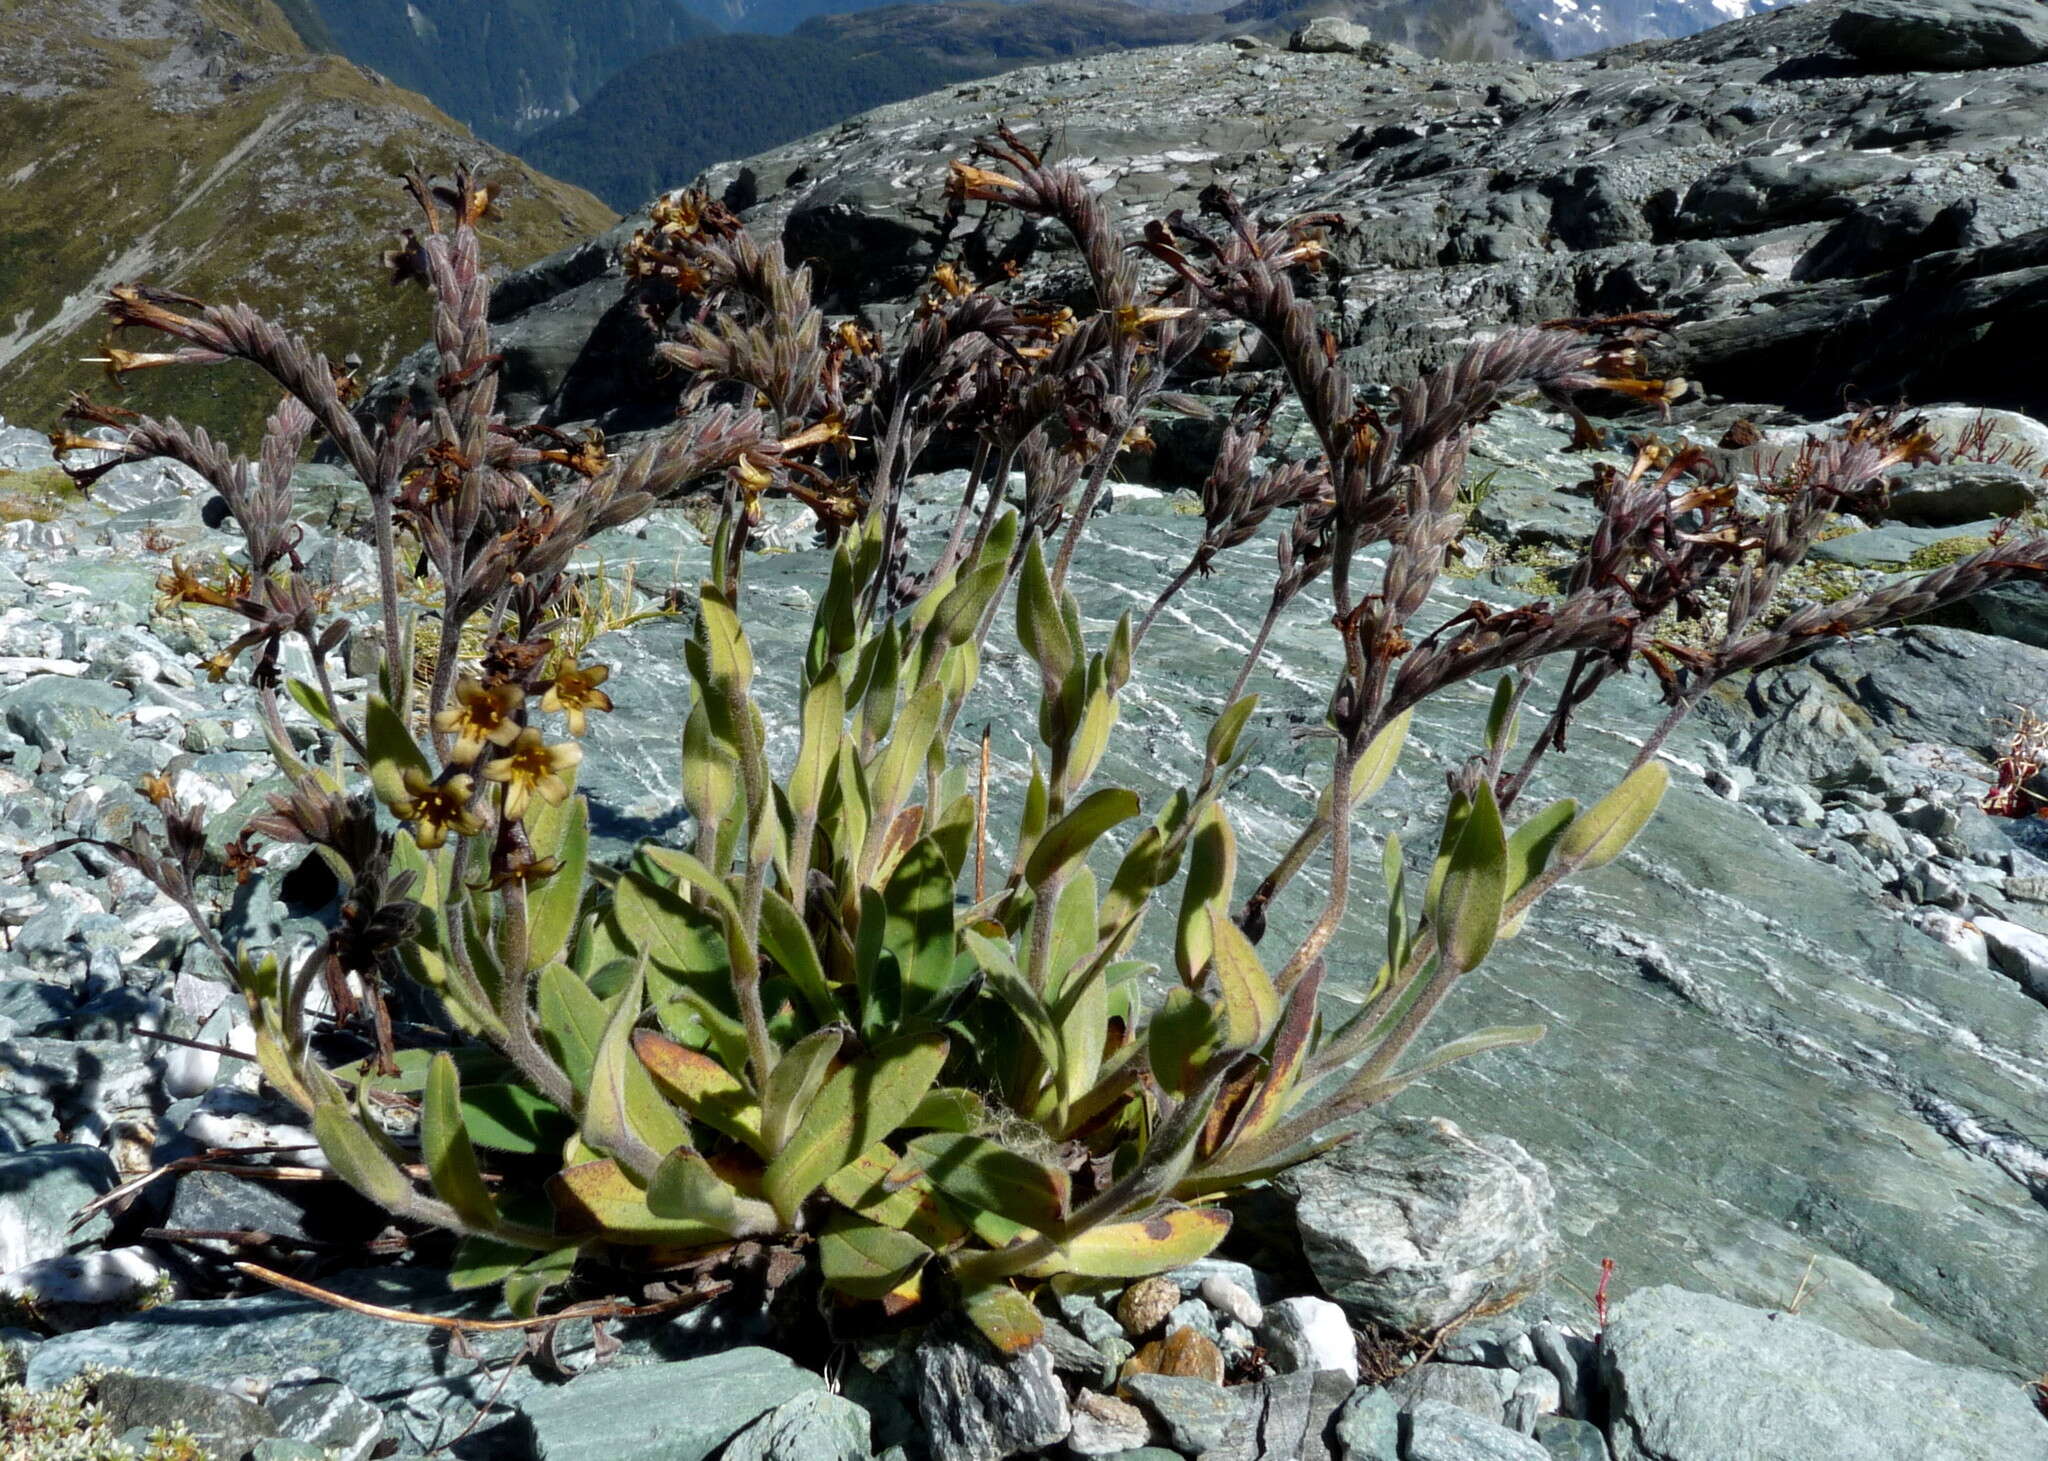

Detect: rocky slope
[0,0,618,442]
[3,1,2048,1458]
[411,0,2048,438]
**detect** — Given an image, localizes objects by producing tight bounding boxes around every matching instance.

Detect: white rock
[1199,1273,1263,1329]
[0,1246,169,1331]
[1975,916,2048,1000]
[1290,16,1374,52]
[161,1043,220,1100]
[1910,910,1988,967]
[1258,1295,1358,1382]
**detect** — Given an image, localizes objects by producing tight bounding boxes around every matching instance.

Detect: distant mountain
[1504,0,1796,54]
[522,0,1214,211]
[292,0,719,142]
[0,0,617,439]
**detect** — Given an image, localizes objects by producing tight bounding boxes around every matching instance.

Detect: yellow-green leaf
[762,1032,948,1225]
[1020,1205,1230,1278]
[633,1029,766,1152]
[1206,907,1278,1049]
[819,1214,933,1299]
[421,1054,498,1230]
[1557,762,1668,872]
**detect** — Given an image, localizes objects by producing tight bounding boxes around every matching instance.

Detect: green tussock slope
[0,0,618,442]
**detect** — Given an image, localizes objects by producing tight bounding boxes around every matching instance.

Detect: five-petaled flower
[541,661,613,737]
[434,675,526,762]
[482,729,582,820]
[393,767,483,850]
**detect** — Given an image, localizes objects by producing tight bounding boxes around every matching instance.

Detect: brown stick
[233,1262,732,1332]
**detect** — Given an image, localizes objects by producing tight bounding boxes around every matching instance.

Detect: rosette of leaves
[51,140,2048,1353]
[297,486,1667,1347]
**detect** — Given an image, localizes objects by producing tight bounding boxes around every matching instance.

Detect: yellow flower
[433,676,525,762]
[482,729,582,820]
[541,661,613,737]
[393,767,484,850]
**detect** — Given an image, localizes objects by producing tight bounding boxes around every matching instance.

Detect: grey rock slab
[522,1348,823,1461]
[1333,1385,1400,1461]
[0,1143,115,1273]
[1120,1372,1246,1454]
[24,1268,734,1457]
[1833,0,2048,69]
[1402,1398,1549,1461]
[1277,1117,1554,1337]
[92,1371,280,1457]
[1598,1286,2048,1461]
[720,1388,873,1461]
[1806,519,2000,568]
[912,1321,1069,1461]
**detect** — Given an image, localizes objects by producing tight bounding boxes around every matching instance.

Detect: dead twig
[232,1261,733,1333]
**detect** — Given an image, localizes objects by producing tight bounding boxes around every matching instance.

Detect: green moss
[0,467,81,523]
[0,1376,207,1461]
[1905,535,1991,571]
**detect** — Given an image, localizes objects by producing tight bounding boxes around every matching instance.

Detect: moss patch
[1905,535,1991,571]
[0,467,81,523]
[0,1376,207,1461]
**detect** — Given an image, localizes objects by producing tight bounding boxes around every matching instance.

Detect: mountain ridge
[0,0,618,439]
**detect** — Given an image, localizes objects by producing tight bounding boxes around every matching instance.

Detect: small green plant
[1906,534,1992,571]
[41,145,2048,1350]
[0,466,82,523]
[0,1376,207,1461]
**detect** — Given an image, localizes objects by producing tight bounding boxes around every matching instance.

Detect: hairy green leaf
[1431,781,1508,974]
[1558,762,1668,872]
[1025,787,1140,889]
[422,1053,498,1229]
[762,1032,948,1225]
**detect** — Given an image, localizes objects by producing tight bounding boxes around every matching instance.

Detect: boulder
[1883,464,2042,525]
[0,1144,116,1275]
[1290,17,1374,53]
[1403,1398,1549,1461]
[912,1320,1070,1461]
[1833,0,2048,70]
[1599,1286,2048,1460]
[1276,1117,1554,1336]
[720,1390,873,1461]
[1674,154,1914,239]
[521,1348,824,1461]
